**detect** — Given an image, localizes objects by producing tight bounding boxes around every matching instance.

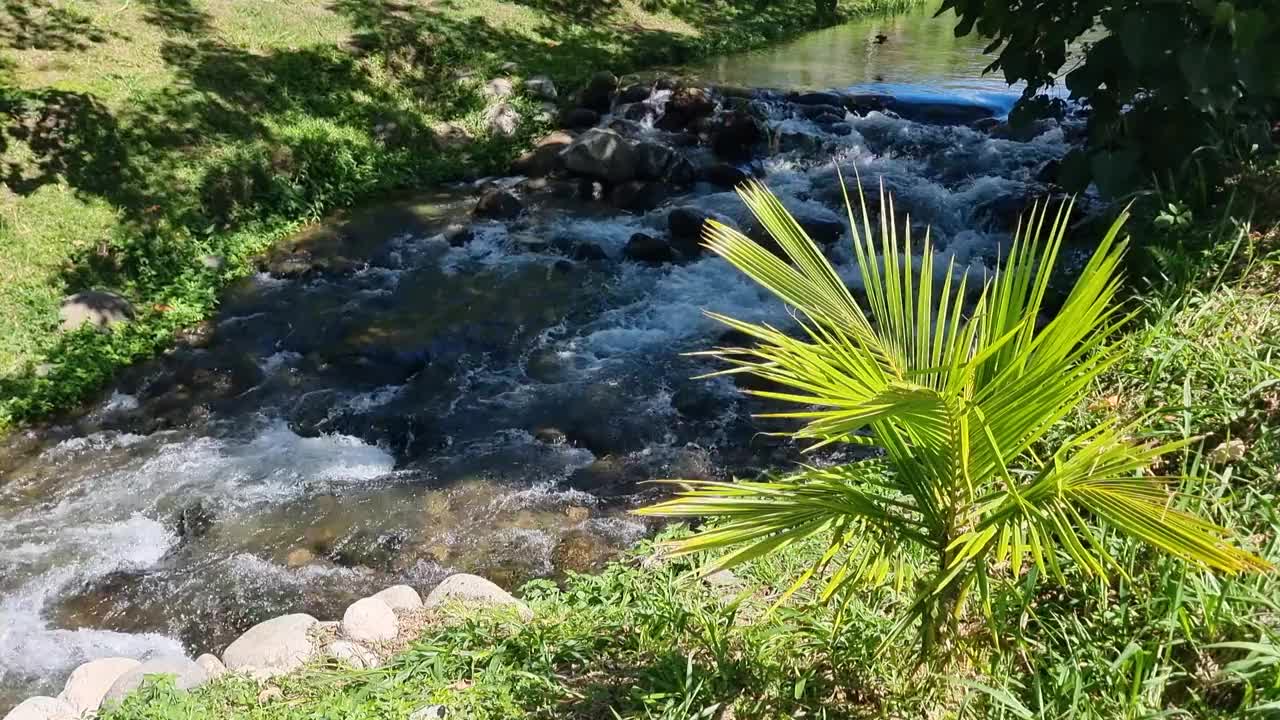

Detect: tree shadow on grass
[0,0,115,52]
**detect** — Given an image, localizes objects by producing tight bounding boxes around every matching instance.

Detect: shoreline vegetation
[0,0,917,431]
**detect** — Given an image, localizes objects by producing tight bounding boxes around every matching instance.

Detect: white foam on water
[258,351,302,374]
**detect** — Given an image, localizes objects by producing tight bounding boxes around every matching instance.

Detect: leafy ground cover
[0,0,915,429]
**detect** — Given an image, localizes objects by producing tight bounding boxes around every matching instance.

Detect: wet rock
[795,103,845,120]
[623,233,675,264]
[59,291,134,332]
[704,163,750,188]
[534,426,568,445]
[619,83,651,104]
[635,141,677,181]
[431,121,474,150]
[812,112,844,126]
[1036,158,1061,185]
[486,103,521,138]
[553,530,609,574]
[890,99,995,125]
[3,697,77,720]
[971,116,1002,133]
[565,457,647,498]
[285,547,314,568]
[560,128,638,184]
[327,640,380,669]
[672,382,726,420]
[711,109,766,162]
[976,193,1032,230]
[222,613,318,678]
[620,102,657,124]
[424,574,532,619]
[667,154,697,186]
[194,654,226,679]
[173,500,215,542]
[330,528,407,571]
[657,86,715,131]
[846,93,893,115]
[103,657,210,704]
[564,107,600,129]
[778,129,823,153]
[58,658,139,716]
[793,91,846,107]
[373,585,423,611]
[610,180,666,213]
[523,75,557,101]
[511,130,574,177]
[474,188,523,219]
[443,223,475,247]
[572,242,608,262]
[341,597,399,643]
[580,70,619,112]
[828,123,853,137]
[668,206,733,256]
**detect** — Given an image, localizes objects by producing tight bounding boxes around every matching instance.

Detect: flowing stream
[0,4,1084,710]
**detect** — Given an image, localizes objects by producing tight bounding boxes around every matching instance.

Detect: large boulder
[424,574,532,620]
[222,613,318,679]
[704,163,750,188]
[668,206,736,256]
[58,657,139,716]
[2,697,77,720]
[372,585,423,611]
[512,131,575,177]
[579,70,618,112]
[564,107,600,129]
[711,109,766,162]
[792,90,847,107]
[634,141,676,181]
[102,657,210,705]
[341,597,399,643]
[59,291,134,332]
[474,188,524,219]
[559,129,638,184]
[194,654,227,679]
[657,86,715,131]
[623,233,675,264]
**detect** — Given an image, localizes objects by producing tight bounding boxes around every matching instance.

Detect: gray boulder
[523,75,557,100]
[59,291,134,332]
[341,597,399,643]
[222,613,318,679]
[2,697,77,720]
[326,640,381,669]
[102,657,209,705]
[424,573,532,620]
[559,129,638,184]
[372,585,423,611]
[194,654,227,679]
[58,657,139,716]
[511,130,574,177]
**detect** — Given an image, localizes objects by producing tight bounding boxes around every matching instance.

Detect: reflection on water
[685,2,1068,115]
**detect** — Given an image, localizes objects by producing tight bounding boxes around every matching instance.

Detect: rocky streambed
[1,59,1086,713]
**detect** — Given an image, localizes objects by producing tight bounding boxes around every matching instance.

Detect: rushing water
[0,7,1083,712]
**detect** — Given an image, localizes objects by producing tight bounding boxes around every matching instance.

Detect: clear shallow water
[0,8,1082,712]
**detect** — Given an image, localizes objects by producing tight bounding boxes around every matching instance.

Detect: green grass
[0,0,918,429]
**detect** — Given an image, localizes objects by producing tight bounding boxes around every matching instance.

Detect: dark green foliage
[943,0,1280,196]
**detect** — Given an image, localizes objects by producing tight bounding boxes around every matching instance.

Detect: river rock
[565,107,600,129]
[431,121,474,150]
[443,224,474,247]
[572,242,608,262]
[711,109,765,162]
[619,83,650,103]
[341,597,399,643]
[511,130,574,177]
[474,188,523,219]
[424,573,532,620]
[657,86,715,130]
[2,697,77,720]
[194,654,226,679]
[580,70,618,112]
[812,112,844,126]
[173,500,215,541]
[610,181,666,212]
[58,658,140,716]
[623,233,674,264]
[523,75,557,100]
[704,163,750,188]
[620,101,657,124]
[483,77,514,100]
[796,103,845,120]
[372,584,423,611]
[103,657,210,705]
[828,123,853,136]
[635,141,676,181]
[672,382,726,420]
[560,128,638,184]
[59,291,134,332]
[793,91,846,107]
[222,613,318,678]
[327,640,381,669]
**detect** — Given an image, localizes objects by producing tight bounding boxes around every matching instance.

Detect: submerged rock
[623,233,674,264]
[474,188,524,219]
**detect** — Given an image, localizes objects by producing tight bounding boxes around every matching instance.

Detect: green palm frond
[635,173,1270,657]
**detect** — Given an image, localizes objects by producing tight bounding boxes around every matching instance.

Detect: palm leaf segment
[637,173,1268,647]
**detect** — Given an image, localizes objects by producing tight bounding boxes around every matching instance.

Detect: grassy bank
[0,0,917,429]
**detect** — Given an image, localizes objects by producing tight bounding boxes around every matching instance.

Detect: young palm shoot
[635,173,1269,660]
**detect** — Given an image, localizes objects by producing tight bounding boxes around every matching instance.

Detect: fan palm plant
[636,174,1269,658]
